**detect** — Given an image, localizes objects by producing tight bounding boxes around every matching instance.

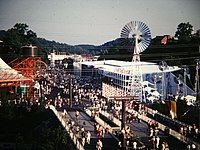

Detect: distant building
[48,50,100,67]
[48,50,70,66]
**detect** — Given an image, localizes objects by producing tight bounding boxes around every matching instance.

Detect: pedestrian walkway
[128,120,149,138]
[98,109,188,150]
[144,107,200,149]
[59,109,119,150]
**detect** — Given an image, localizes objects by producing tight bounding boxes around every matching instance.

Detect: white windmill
[120,21,151,101]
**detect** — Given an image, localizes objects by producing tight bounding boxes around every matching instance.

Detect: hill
[0,29,101,63]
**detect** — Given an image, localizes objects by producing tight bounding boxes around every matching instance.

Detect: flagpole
[183,65,187,96]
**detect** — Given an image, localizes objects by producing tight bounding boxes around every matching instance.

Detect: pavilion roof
[0,58,32,84]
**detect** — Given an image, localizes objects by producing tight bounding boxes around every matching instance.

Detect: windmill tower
[121,21,151,101]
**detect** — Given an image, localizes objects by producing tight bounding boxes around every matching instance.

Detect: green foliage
[13,23,28,35]
[0,23,50,63]
[175,22,193,43]
[0,104,76,149]
[0,23,34,60]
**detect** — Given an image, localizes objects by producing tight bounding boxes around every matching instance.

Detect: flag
[161,36,168,44]
[170,100,177,119]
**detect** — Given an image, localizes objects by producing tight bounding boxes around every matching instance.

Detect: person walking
[149,128,154,137]
[162,142,166,150]
[82,136,86,146]
[133,141,137,150]
[156,136,160,149]
[96,139,103,150]
[152,136,156,149]
[75,110,79,120]
[86,131,91,144]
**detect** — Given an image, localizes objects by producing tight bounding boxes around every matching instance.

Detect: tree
[13,23,28,35]
[27,30,37,38]
[62,58,74,70]
[175,22,193,43]
[1,23,39,61]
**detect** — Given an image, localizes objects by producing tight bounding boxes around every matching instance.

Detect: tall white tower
[121,21,151,101]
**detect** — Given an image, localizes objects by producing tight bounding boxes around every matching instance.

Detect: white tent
[0,58,31,83]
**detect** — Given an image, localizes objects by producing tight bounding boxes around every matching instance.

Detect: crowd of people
[62,110,97,148]
[44,66,199,150]
[179,123,199,140]
[147,119,169,150]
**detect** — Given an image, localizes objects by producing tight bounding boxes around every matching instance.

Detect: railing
[99,110,121,127]
[49,105,85,150]
[146,107,186,125]
[84,108,120,133]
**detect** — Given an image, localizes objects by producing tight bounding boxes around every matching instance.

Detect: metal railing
[49,105,85,150]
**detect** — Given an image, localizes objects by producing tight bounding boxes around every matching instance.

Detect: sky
[0,0,200,45]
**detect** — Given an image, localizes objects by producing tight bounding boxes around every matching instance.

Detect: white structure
[120,21,152,101]
[0,58,31,83]
[48,51,99,68]
[80,60,195,103]
[48,51,70,67]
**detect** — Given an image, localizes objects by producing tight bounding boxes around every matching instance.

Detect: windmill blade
[121,23,132,38]
[121,21,151,54]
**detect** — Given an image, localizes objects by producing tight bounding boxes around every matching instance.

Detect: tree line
[0,22,199,64]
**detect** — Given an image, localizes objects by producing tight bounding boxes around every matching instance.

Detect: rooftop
[81,60,180,75]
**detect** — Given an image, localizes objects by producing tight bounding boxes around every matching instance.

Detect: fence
[99,110,122,127]
[84,108,121,133]
[49,105,85,150]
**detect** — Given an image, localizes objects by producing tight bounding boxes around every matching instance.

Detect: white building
[80,60,195,103]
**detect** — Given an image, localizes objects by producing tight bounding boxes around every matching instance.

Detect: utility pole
[69,74,73,108]
[109,96,135,150]
[195,59,200,102]
[195,59,200,131]
[182,65,188,96]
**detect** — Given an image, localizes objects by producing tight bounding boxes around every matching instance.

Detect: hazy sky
[0,0,200,45]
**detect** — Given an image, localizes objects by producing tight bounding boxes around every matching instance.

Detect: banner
[170,100,177,119]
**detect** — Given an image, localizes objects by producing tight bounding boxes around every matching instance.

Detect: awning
[0,58,32,84]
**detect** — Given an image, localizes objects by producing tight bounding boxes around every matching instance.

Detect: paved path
[99,110,188,150]
[59,109,119,150]
[128,120,149,138]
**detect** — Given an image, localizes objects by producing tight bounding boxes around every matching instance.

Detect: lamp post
[69,74,73,108]
[182,65,188,96]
